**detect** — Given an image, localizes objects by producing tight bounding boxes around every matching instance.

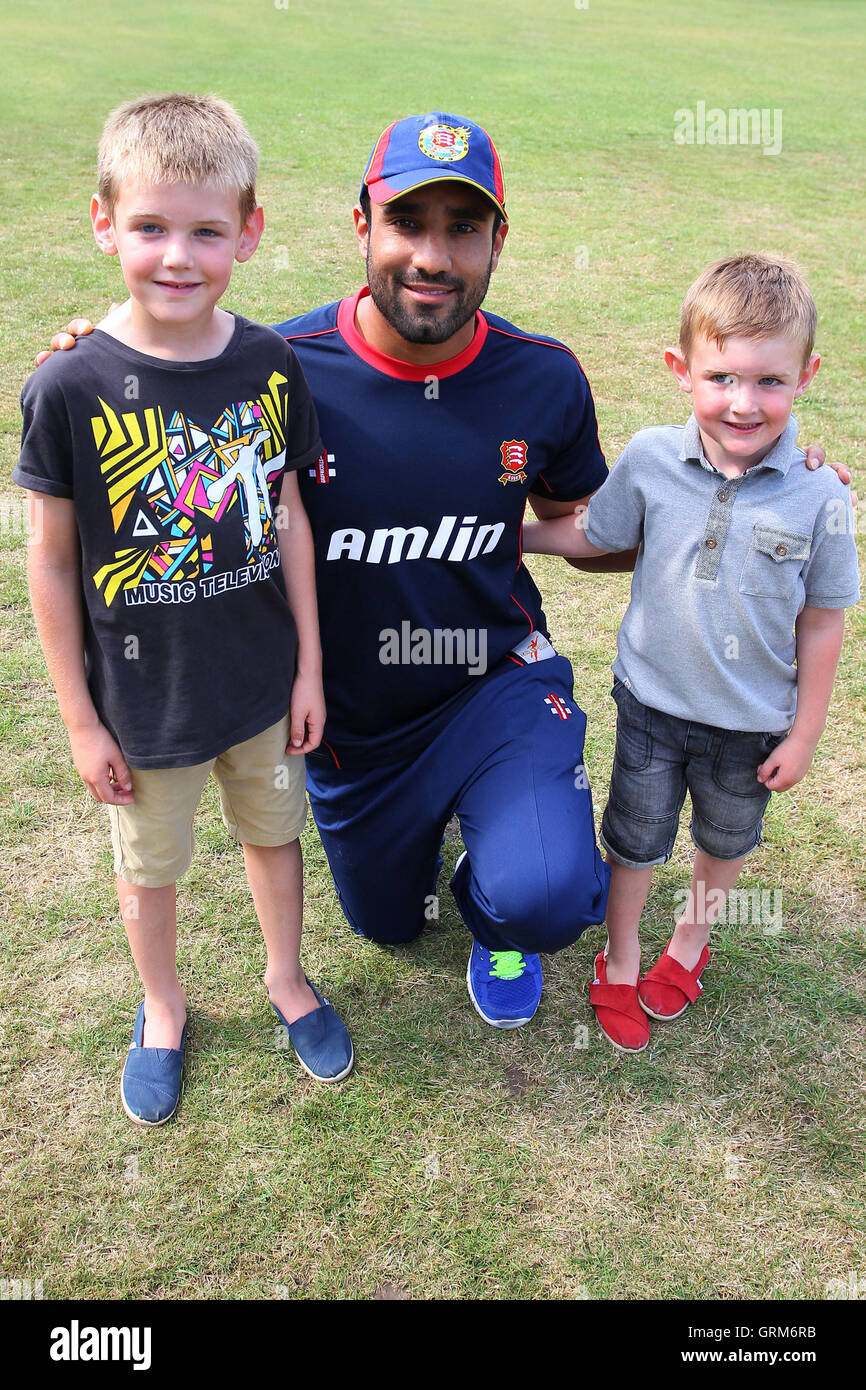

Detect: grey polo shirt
[583,414,861,732]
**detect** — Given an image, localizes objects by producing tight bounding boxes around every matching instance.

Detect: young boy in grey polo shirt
[523,254,860,1052]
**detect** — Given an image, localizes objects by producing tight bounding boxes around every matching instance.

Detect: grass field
[1,0,864,1301]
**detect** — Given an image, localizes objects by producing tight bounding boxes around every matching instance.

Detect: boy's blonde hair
[680,253,817,367]
[97,93,258,225]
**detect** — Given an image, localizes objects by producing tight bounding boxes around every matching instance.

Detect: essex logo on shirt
[498,439,528,486]
[545,693,573,721]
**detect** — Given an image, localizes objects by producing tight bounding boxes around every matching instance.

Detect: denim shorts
[599,679,787,868]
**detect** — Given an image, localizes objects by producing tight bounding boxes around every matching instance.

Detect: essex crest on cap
[418,123,471,163]
[361,111,507,220]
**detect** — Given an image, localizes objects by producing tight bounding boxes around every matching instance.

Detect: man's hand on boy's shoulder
[802,445,852,485]
[34,318,95,366]
[33,307,121,366]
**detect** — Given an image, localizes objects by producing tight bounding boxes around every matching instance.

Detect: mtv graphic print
[91,370,290,606]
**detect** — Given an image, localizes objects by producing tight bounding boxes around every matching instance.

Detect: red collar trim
[336,287,488,380]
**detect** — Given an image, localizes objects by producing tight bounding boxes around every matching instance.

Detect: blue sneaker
[466,941,543,1029]
[120,1003,186,1126]
[268,978,354,1082]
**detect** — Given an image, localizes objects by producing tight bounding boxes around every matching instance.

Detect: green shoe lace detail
[488,950,526,981]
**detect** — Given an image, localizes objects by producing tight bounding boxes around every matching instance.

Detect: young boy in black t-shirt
[15,93,353,1123]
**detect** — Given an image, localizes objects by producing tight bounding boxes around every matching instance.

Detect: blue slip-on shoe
[268,978,354,1083]
[466,940,543,1029]
[120,1002,186,1126]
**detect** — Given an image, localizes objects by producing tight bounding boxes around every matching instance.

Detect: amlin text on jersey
[327,516,505,564]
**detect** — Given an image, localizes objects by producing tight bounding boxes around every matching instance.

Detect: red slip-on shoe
[589,951,650,1053]
[638,941,710,1021]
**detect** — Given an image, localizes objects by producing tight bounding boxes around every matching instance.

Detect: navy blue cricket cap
[361,112,507,219]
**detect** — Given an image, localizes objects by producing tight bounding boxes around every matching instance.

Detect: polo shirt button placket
[694,472,744,580]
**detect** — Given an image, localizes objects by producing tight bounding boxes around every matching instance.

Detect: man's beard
[365,250,494,345]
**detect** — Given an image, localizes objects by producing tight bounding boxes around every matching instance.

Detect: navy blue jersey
[273,288,608,765]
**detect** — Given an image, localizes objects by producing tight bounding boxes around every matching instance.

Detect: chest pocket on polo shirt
[739,525,811,599]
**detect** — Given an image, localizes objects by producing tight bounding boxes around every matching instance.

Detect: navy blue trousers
[306,655,610,953]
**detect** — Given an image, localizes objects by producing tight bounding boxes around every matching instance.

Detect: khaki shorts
[108,716,307,888]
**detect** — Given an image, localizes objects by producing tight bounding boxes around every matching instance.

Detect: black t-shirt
[14,316,322,768]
